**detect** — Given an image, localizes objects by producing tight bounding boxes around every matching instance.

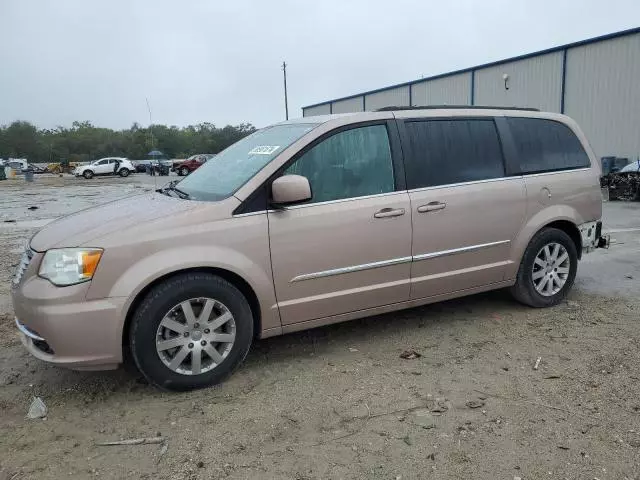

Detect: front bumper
[11,271,126,371]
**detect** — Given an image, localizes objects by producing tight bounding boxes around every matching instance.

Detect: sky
[1,0,638,130]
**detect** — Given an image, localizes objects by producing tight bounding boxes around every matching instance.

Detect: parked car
[174,154,215,176]
[74,157,134,179]
[131,160,152,173]
[12,107,608,391]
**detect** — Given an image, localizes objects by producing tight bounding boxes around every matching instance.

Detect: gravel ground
[1,175,639,480]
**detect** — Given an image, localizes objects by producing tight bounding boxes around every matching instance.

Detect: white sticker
[248,145,280,155]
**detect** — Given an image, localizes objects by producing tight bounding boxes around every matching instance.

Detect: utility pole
[282,61,289,120]
[145,97,154,150]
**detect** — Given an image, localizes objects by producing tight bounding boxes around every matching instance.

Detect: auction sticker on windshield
[248,145,280,155]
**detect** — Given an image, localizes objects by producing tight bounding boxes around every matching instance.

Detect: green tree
[0,120,257,163]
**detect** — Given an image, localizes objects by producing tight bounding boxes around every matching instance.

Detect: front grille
[13,247,34,286]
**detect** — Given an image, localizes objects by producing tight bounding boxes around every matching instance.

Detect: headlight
[39,248,103,286]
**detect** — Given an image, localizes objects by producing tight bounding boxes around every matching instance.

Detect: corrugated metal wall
[411,73,471,106]
[331,96,363,114]
[564,32,640,159]
[364,85,410,111]
[302,104,331,117]
[302,30,640,160]
[474,52,563,112]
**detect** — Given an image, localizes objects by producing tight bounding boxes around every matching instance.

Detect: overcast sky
[1,1,638,130]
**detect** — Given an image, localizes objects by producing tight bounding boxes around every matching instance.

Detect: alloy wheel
[155,297,236,375]
[532,242,570,297]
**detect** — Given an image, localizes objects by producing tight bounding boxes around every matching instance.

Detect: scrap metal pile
[601,171,640,201]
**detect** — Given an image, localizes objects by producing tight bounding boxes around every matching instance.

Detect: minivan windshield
[176,123,318,201]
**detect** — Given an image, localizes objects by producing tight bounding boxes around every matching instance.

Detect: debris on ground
[3,219,16,223]
[399,349,421,360]
[27,206,39,210]
[26,396,47,419]
[348,347,359,352]
[533,356,542,370]
[96,437,165,446]
[466,399,485,409]
[158,441,168,460]
[408,409,436,429]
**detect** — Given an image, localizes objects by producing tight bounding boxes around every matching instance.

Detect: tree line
[0,120,257,163]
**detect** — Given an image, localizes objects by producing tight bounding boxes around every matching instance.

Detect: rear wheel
[83,170,94,179]
[510,227,578,307]
[129,273,254,391]
[179,166,190,176]
[119,168,130,177]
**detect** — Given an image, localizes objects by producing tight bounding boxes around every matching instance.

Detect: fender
[109,245,280,333]
[507,204,584,279]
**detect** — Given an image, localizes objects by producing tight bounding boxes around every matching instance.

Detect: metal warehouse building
[302,27,640,161]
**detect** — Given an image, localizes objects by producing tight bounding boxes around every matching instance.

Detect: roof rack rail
[375,105,540,112]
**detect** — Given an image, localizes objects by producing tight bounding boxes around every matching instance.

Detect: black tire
[510,227,578,308]
[119,168,130,177]
[129,273,254,391]
[83,170,94,179]
[179,166,190,176]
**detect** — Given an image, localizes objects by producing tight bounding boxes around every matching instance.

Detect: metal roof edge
[302,26,640,110]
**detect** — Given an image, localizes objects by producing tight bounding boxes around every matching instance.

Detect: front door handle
[417,201,446,213]
[374,207,405,219]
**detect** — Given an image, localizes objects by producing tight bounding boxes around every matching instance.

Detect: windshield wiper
[157,182,190,199]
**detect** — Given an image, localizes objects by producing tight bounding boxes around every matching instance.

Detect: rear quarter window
[507,117,590,174]
[403,118,505,189]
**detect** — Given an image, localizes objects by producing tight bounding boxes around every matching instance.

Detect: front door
[268,123,412,325]
[400,117,527,299]
[94,159,110,174]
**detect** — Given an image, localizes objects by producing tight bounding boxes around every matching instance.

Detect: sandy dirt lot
[1,175,639,480]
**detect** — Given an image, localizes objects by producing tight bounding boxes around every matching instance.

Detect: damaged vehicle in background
[601,159,640,201]
[12,106,608,391]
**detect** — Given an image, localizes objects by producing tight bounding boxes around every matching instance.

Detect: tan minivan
[12,107,608,390]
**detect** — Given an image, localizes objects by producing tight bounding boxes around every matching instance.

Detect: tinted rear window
[404,119,505,189]
[507,117,590,174]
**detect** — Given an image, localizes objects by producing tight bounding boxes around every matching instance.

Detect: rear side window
[507,117,590,174]
[404,119,505,189]
[284,124,394,203]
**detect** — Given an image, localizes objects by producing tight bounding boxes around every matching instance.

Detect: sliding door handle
[417,202,446,213]
[374,207,405,219]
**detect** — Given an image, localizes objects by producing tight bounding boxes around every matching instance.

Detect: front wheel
[179,166,190,176]
[83,170,94,179]
[129,273,254,391]
[510,227,578,307]
[119,168,130,177]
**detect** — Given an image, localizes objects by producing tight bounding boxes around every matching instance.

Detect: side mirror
[271,174,311,206]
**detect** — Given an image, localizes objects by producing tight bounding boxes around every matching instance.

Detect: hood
[30,193,199,251]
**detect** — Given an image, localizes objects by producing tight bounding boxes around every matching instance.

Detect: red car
[173,154,215,176]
